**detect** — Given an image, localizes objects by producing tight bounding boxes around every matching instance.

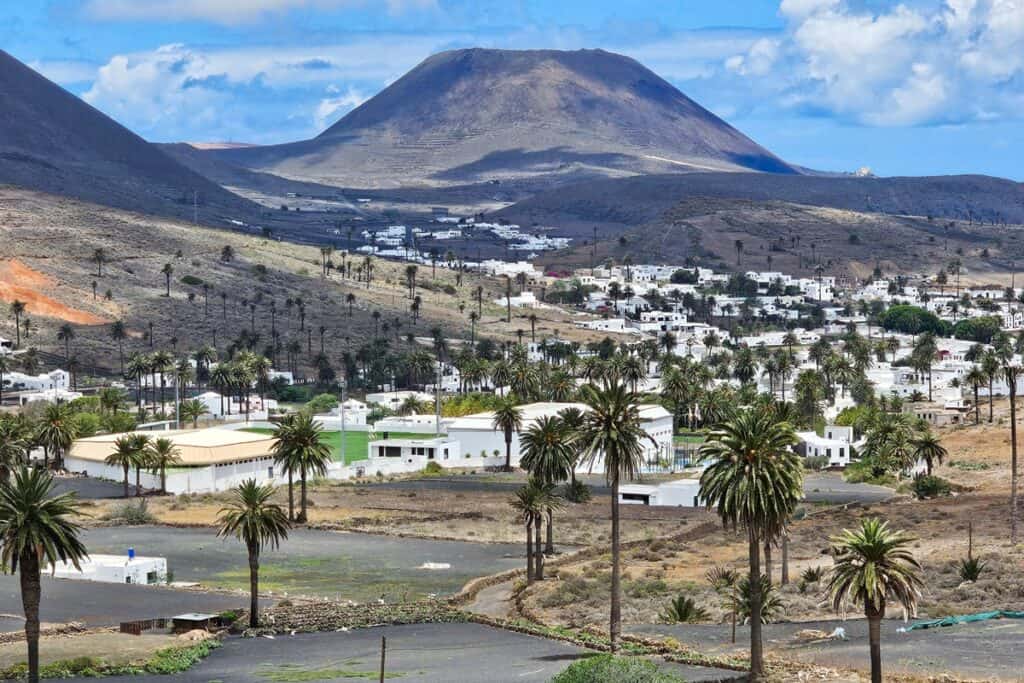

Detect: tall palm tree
[271,414,300,521]
[827,518,923,683]
[965,365,986,425]
[107,320,127,374]
[56,324,75,365]
[698,408,803,680]
[982,350,1000,423]
[9,300,25,348]
[146,437,182,494]
[179,398,208,428]
[491,398,524,472]
[0,418,30,480]
[161,262,174,297]
[37,403,76,470]
[106,434,144,497]
[216,480,290,628]
[575,380,653,653]
[125,353,148,415]
[510,480,543,584]
[274,413,331,523]
[910,431,947,476]
[519,415,572,554]
[0,468,87,683]
[1007,363,1020,544]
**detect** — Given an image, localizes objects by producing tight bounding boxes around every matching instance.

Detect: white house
[365,390,435,412]
[49,552,168,585]
[365,436,462,473]
[0,337,13,354]
[619,478,704,507]
[796,426,855,468]
[4,369,69,392]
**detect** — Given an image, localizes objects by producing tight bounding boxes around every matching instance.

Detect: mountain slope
[0,49,253,222]
[212,48,795,187]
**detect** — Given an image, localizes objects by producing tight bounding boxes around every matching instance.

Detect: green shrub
[550,654,685,683]
[144,640,221,674]
[625,577,669,599]
[103,499,157,524]
[423,461,443,475]
[912,474,952,499]
[800,566,825,584]
[659,594,708,623]
[180,274,204,286]
[949,460,989,471]
[739,575,784,624]
[304,393,338,414]
[803,455,829,471]
[562,480,592,503]
[958,556,987,582]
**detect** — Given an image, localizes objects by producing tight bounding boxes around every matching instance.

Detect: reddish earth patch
[0,259,108,324]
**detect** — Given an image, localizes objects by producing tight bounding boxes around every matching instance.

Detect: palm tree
[125,353,149,415]
[110,320,128,374]
[519,415,572,554]
[179,398,208,428]
[106,434,144,497]
[491,398,523,472]
[216,480,290,628]
[910,431,947,476]
[827,518,923,683]
[9,300,25,348]
[161,262,174,297]
[0,468,87,683]
[982,350,1000,423]
[698,408,803,680]
[56,324,75,365]
[0,418,30,480]
[146,437,181,493]
[965,366,986,425]
[575,380,653,653]
[510,480,543,584]
[274,413,331,523]
[37,403,76,470]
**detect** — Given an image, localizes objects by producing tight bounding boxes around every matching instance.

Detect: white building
[445,402,673,470]
[796,425,855,468]
[365,436,462,473]
[619,479,705,507]
[50,552,168,585]
[4,369,69,392]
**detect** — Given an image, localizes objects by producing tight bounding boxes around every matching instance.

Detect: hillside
[0,49,260,224]
[210,48,795,188]
[538,196,1024,281]
[0,188,607,377]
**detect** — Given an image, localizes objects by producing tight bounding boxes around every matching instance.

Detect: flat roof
[446,401,671,431]
[69,428,274,466]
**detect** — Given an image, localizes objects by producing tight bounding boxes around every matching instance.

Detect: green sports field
[241,428,431,464]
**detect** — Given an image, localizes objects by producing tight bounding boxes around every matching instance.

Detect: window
[826,448,832,457]
[621,493,650,505]
[268,467,274,478]
[839,448,844,458]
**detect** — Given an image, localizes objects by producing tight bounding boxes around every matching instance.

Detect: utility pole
[378,636,387,683]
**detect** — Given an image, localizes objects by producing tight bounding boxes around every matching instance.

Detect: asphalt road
[0,577,244,632]
[632,616,1024,682]
[80,526,523,601]
[70,623,744,682]
[368,472,894,506]
[50,476,128,499]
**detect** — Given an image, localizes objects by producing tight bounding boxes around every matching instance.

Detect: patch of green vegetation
[241,428,428,465]
[0,641,221,679]
[102,498,157,524]
[256,663,403,681]
[949,460,990,471]
[549,654,685,682]
[672,433,705,445]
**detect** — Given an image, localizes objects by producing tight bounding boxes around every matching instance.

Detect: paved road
[632,616,1024,682]
[0,577,244,632]
[368,472,894,506]
[80,526,523,601]
[70,623,744,682]
[50,476,128,500]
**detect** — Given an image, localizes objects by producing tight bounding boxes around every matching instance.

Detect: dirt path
[465,581,515,620]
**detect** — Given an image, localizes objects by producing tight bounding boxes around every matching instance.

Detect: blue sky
[8,0,1024,179]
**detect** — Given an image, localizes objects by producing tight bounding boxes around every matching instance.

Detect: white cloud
[84,0,437,25]
[724,0,1024,126]
[315,87,368,129]
[27,59,98,85]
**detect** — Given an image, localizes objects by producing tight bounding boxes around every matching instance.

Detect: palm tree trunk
[764,540,773,586]
[20,552,41,683]
[135,467,141,496]
[504,435,512,472]
[748,526,765,680]
[525,520,534,584]
[989,380,995,422]
[534,517,544,581]
[298,466,308,523]
[160,465,167,494]
[610,471,622,653]
[122,465,129,498]
[866,608,883,683]
[974,387,980,424]
[545,508,554,555]
[1011,377,1018,544]
[780,532,789,586]
[287,469,295,522]
[248,545,260,628]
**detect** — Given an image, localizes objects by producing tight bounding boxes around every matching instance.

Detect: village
[2,243,1024,681]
